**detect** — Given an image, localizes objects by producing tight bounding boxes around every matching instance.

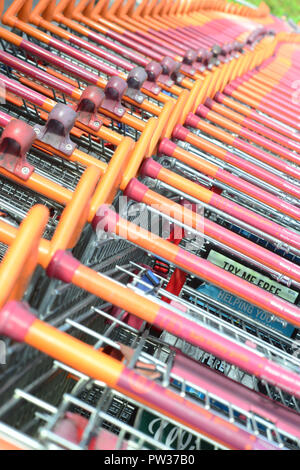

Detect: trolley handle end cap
[46,250,81,284]
[158,138,177,157]
[0,301,36,342]
[214,92,225,103]
[139,158,162,179]
[92,206,119,234]
[172,123,190,140]
[196,104,210,119]
[123,178,148,203]
[204,98,214,110]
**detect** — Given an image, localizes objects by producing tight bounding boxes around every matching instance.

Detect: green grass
[248,0,300,23]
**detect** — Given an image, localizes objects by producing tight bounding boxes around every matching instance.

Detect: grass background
[248,0,300,23]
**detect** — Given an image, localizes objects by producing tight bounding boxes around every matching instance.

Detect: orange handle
[0,205,49,308]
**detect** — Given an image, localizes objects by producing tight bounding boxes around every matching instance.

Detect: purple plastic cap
[75,86,104,130]
[0,301,36,342]
[183,49,198,65]
[161,56,180,75]
[125,67,147,104]
[105,76,128,99]
[142,61,162,95]
[127,67,147,90]
[158,56,181,86]
[233,41,244,52]
[145,61,163,81]
[197,48,209,64]
[79,86,104,108]
[222,43,233,56]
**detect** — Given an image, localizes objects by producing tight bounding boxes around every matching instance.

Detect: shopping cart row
[0,0,300,451]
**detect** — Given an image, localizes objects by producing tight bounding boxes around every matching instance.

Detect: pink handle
[173,353,300,440]
[107,29,163,62]
[155,305,300,399]
[239,128,300,167]
[117,367,279,450]
[242,117,300,153]
[215,92,300,143]
[222,149,300,200]
[210,192,300,250]
[232,138,300,180]
[0,50,77,97]
[0,73,47,107]
[125,178,300,283]
[216,168,300,220]
[21,39,102,87]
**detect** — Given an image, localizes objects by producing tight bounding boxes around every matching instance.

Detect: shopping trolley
[1,296,300,451]
[0,0,300,452]
[2,12,300,322]
[3,40,300,244]
[0,136,298,414]
[0,204,288,450]
[0,206,299,449]
[0,3,296,233]
[4,71,300,309]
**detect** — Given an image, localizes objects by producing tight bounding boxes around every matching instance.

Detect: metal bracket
[33,103,77,156]
[0,120,35,180]
[74,86,104,131]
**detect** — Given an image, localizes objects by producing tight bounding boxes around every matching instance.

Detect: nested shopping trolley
[0,0,300,452]
[0,207,299,450]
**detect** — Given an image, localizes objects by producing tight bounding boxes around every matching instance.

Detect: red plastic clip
[181,49,198,76]
[159,57,183,87]
[125,67,147,104]
[142,61,162,95]
[101,76,127,118]
[33,103,77,156]
[0,120,35,180]
[74,86,104,131]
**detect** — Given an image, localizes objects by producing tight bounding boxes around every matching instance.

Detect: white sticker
[207,250,298,304]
